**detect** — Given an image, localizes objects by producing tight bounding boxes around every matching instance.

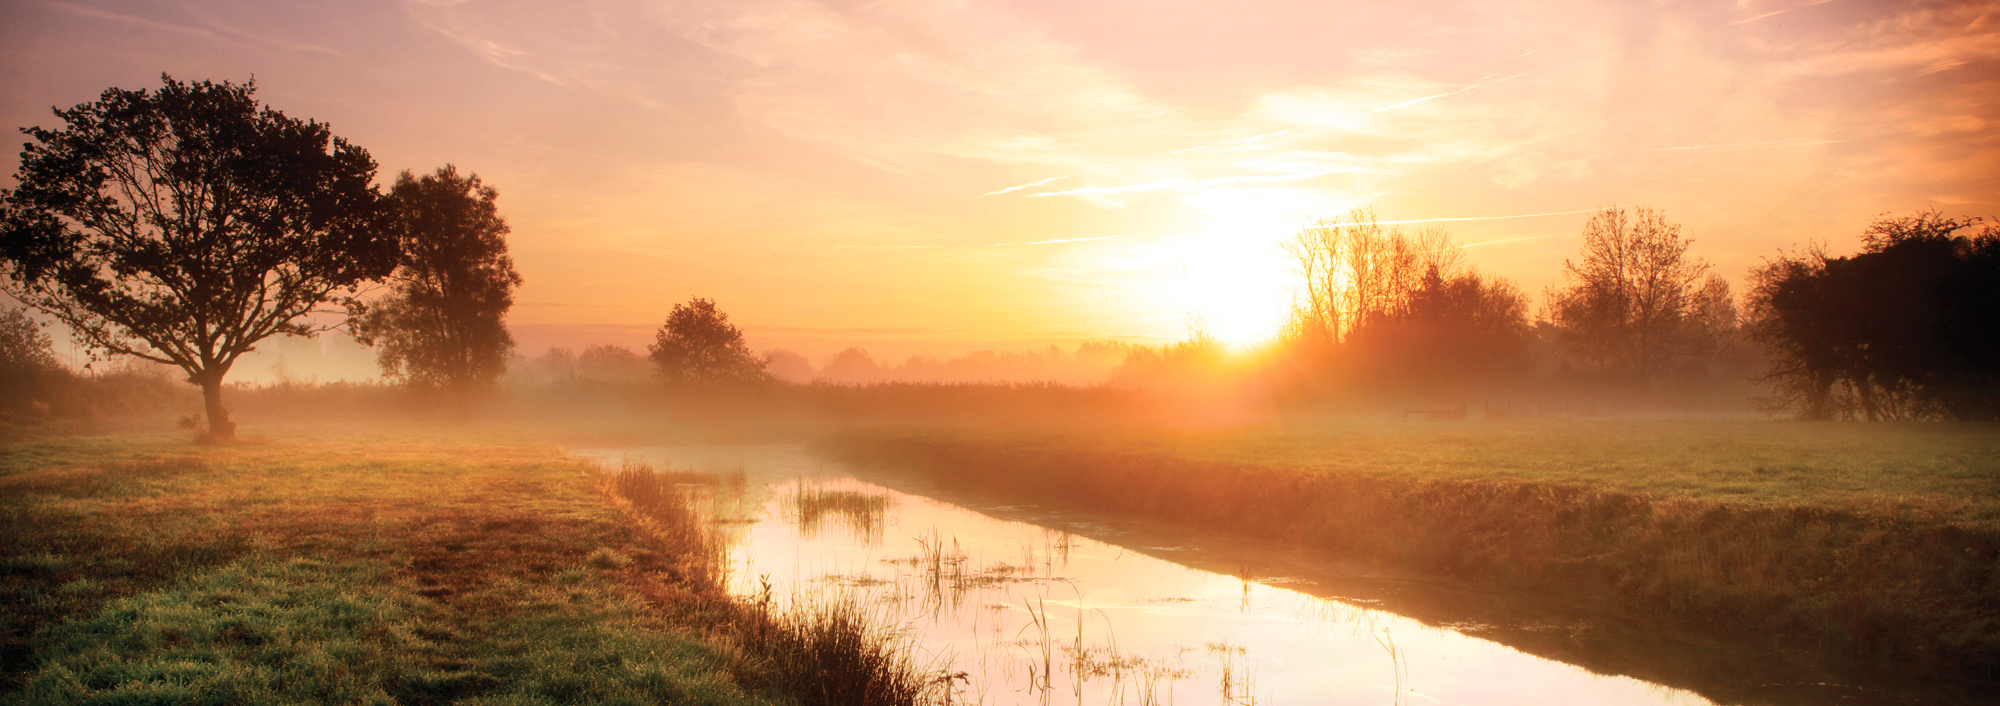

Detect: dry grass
[821,420,2000,677]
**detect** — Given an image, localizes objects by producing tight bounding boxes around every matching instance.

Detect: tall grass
[784,484,891,541]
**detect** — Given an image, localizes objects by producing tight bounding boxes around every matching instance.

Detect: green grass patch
[2,423,941,705]
[963,420,2000,528]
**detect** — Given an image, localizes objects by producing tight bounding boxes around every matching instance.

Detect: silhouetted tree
[354,166,522,391]
[1352,267,1531,389]
[1746,211,2000,420]
[1282,215,1531,393]
[1285,209,1459,345]
[1545,206,1715,382]
[0,76,398,439]
[648,298,770,385]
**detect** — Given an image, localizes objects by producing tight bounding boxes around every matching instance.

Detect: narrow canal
[574,444,1928,706]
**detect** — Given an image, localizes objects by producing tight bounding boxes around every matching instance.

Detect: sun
[1164,189,1344,349]
[1172,229,1296,348]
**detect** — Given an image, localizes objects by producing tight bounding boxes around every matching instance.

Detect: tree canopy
[354,166,522,391]
[0,75,398,439]
[1545,206,1727,382]
[1747,211,2000,420]
[1281,210,1530,394]
[648,298,770,386]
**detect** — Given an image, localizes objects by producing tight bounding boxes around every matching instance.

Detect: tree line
[1271,204,1998,420]
[4,75,1996,432]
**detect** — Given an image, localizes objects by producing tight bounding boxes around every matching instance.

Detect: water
[572,445,1882,705]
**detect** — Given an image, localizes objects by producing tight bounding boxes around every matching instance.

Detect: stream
[572,444,1950,706]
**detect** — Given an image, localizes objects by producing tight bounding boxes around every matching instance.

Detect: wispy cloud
[996,235,1126,247]
[48,2,214,37]
[1732,0,1834,26]
[1368,208,1598,225]
[1026,169,1369,199]
[984,176,1065,196]
[1648,138,1840,152]
[835,234,1127,250]
[1462,234,1555,249]
[1373,72,1528,112]
[50,2,346,56]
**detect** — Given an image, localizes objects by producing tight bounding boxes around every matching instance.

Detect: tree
[354,166,522,391]
[1545,206,1714,381]
[0,76,398,439]
[647,298,770,385]
[1282,213,1530,392]
[1352,268,1530,390]
[1746,211,2000,420]
[1285,209,1459,346]
[1,306,62,415]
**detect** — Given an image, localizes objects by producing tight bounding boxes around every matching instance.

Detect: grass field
[0,423,940,705]
[998,419,2000,526]
[820,418,2000,678]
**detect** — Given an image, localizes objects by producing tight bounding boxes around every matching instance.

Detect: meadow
[0,422,942,706]
[820,418,2000,679]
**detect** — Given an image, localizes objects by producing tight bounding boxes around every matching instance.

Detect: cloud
[47,2,215,38]
[1648,138,1841,152]
[1373,71,1529,112]
[50,2,346,56]
[1369,209,1600,226]
[984,176,1065,196]
[1731,0,1833,26]
[1026,169,1371,200]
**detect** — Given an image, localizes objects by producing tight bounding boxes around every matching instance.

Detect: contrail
[1732,0,1833,26]
[1028,168,1369,198]
[1649,138,1840,152]
[1374,72,1529,112]
[995,235,1127,247]
[1366,208,1597,225]
[1462,234,1555,248]
[984,176,1065,196]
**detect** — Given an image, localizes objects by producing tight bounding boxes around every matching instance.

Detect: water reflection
[577,445,1738,705]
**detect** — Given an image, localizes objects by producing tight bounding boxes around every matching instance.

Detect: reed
[785,484,892,541]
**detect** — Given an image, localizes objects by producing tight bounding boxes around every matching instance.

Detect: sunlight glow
[1156,188,1342,348]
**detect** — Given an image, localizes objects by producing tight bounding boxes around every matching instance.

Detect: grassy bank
[819,420,2000,677]
[1,424,942,705]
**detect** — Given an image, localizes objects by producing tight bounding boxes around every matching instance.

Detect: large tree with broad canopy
[0,75,399,439]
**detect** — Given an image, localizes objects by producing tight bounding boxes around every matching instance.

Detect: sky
[2,0,1997,379]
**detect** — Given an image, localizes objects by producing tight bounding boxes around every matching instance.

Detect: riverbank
[0,424,941,705]
[817,420,2000,681]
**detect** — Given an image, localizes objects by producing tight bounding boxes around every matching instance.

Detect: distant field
[824,418,2000,677]
[960,419,2000,528]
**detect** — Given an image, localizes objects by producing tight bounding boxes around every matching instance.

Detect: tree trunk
[200,376,235,441]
